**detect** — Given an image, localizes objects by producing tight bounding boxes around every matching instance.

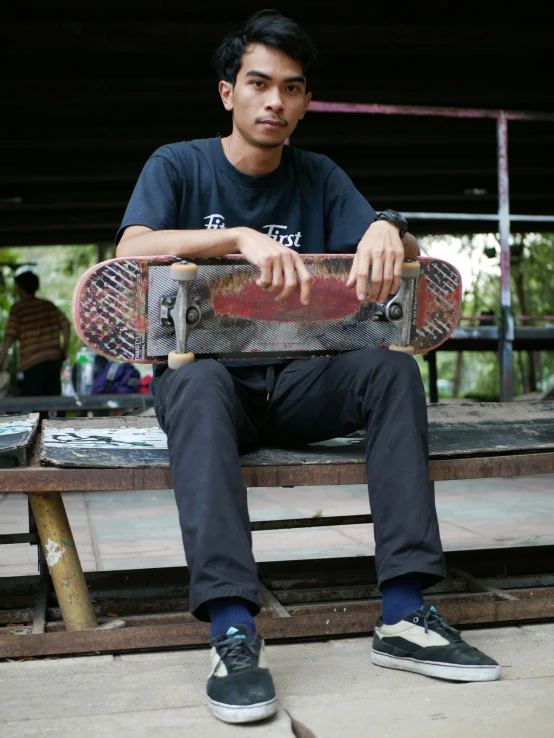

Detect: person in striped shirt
[0,271,70,396]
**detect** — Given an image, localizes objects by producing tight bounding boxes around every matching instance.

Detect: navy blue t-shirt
[117,137,376,251]
[117,137,377,373]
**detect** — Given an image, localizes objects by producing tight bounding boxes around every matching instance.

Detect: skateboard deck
[72,255,461,363]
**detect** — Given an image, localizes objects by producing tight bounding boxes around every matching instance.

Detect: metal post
[497,112,514,400]
[28,492,97,631]
[307,98,552,400]
[426,351,439,403]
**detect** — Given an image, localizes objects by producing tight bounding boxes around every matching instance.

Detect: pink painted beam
[309,100,554,122]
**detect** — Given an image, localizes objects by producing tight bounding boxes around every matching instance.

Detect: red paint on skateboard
[211,274,361,322]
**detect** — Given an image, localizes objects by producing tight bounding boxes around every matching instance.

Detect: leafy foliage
[417,233,554,399]
[0,245,100,375]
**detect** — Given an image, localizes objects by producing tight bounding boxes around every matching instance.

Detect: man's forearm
[116,228,241,259]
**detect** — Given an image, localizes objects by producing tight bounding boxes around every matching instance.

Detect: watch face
[389,210,407,225]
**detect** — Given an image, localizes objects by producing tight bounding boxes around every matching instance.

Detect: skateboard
[72,255,461,367]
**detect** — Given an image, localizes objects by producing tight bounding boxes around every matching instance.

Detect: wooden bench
[1,402,554,658]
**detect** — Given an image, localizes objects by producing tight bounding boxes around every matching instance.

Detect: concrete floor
[2,476,554,735]
[2,474,554,575]
[1,623,554,737]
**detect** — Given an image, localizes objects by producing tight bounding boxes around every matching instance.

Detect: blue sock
[207,597,256,640]
[380,573,424,625]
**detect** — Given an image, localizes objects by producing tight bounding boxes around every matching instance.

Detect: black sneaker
[207,624,278,723]
[372,604,500,682]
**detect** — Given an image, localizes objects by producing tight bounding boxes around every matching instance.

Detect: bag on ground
[92,362,141,394]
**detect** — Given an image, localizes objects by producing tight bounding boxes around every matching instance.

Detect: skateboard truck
[166,262,199,369]
[387,261,421,355]
[160,296,176,328]
[160,299,202,329]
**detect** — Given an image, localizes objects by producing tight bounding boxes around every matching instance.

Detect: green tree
[417,233,554,400]
[0,245,99,374]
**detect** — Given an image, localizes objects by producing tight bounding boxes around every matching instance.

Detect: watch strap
[373,209,408,239]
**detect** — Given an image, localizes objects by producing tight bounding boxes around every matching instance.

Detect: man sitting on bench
[116,9,500,725]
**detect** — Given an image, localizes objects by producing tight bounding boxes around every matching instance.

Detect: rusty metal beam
[0,623,208,658]
[3,547,554,658]
[2,467,174,492]
[0,534,36,545]
[251,514,372,531]
[2,545,551,602]
[429,452,554,481]
[0,609,35,625]
[4,591,554,659]
[29,578,554,630]
[2,579,468,622]
[449,567,518,602]
[2,451,553,493]
[259,583,291,618]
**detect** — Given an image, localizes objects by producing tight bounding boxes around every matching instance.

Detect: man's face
[219,44,312,148]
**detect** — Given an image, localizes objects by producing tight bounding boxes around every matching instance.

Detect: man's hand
[234,227,313,306]
[346,220,406,304]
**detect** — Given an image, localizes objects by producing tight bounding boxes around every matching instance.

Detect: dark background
[2,1,554,246]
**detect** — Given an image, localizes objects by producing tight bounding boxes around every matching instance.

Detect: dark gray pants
[153,349,446,621]
[20,359,62,397]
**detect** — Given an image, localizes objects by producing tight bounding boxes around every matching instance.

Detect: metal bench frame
[2,440,554,657]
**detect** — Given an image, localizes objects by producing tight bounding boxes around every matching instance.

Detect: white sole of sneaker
[372,649,501,682]
[207,696,278,724]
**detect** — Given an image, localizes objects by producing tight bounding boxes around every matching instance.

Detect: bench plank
[2,452,554,492]
[38,402,554,469]
[40,417,168,468]
[425,401,554,457]
[0,413,39,468]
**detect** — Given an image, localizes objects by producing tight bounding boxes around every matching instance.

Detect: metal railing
[309,101,554,400]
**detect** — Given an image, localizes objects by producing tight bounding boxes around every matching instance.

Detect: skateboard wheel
[401,261,421,279]
[389,344,415,356]
[168,350,195,369]
[170,262,198,282]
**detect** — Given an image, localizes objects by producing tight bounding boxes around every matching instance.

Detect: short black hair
[214,10,317,91]
[15,271,39,295]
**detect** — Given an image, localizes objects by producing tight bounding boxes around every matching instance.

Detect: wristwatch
[373,209,408,239]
